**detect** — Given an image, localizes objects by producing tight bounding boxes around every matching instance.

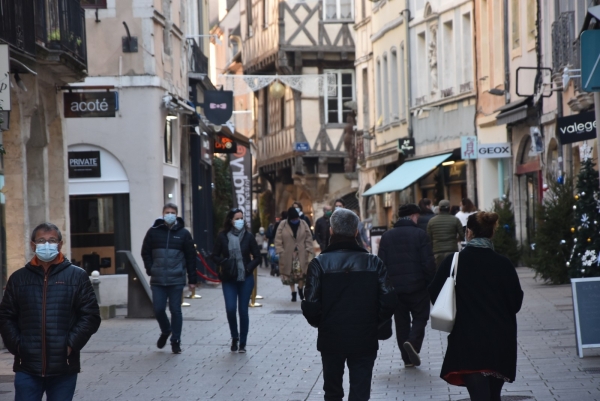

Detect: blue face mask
[233,219,245,230]
[35,242,60,262]
[164,213,177,225]
[289,219,300,225]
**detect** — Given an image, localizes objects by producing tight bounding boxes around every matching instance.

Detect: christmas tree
[568,156,600,278]
[527,177,575,284]
[491,191,521,266]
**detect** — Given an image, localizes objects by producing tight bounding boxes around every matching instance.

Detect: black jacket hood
[152,216,185,230]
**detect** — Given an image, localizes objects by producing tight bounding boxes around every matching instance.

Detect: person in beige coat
[275,207,314,302]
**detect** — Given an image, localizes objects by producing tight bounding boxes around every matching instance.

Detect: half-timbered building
[241,0,358,223]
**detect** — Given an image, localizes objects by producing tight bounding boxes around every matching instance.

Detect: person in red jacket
[0,223,101,401]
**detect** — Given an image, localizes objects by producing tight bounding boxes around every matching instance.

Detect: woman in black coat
[428,212,523,401]
[212,208,261,353]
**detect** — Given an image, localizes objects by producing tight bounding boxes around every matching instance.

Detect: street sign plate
[294,142,310,152]
[580,30,600,92]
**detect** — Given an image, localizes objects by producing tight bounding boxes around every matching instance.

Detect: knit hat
[287,207,300,220]
[438,200,450,210]
[398,203,421,218]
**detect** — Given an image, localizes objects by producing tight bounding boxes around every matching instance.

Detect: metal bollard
[91,270,101,304]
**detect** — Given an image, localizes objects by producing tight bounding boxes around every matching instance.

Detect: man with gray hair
[302,209,397,401]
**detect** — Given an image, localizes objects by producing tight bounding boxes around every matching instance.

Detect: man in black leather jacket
[378,204,436,368]
[302,209,397,401]
[0,223,101,401]
[141,203,197,354]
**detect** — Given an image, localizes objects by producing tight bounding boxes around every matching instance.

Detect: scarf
[466,237,494,250]
[227,227,246,281]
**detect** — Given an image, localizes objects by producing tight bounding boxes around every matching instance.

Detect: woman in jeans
[429,212,523,401]
[212,208,261,353]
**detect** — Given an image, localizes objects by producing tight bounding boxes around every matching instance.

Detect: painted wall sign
[64,92,117,118]
[556,112,597,145]
[398,137,415,156]
[460,136,477,160]
[214,134,237,153]
[68,151,101,178]
[0,44,10,111]
[477,143,512,159]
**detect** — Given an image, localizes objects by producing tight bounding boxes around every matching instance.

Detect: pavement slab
[1,267,600,400]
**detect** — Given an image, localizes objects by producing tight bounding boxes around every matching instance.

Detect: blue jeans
[15,371,78,401]
[222,275,254,345]
[151,284,184,343]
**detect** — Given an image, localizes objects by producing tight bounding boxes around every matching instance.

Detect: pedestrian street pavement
[1,267,600,400]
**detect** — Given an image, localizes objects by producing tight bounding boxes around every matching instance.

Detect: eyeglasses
[33,238,60,245]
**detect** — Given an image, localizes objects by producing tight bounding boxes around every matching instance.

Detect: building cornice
[371,15,404,43]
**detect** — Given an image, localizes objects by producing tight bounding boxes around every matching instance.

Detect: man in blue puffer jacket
[141,203,197,354]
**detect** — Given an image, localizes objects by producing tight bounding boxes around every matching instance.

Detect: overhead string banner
[218,74,338,97]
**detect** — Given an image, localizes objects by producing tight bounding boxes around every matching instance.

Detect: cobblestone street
[1,267,600,401]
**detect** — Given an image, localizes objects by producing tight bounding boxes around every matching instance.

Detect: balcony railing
[1,0,87,66]
[189,40,208,75]
[257,127,295,164]
[0,0,37,56]
[552,12,578,73]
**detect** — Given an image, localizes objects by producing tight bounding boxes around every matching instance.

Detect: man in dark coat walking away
[302,209,397,401]
[417,198,435,232]
[427,199,464,268]
[0,223,101,401]
[141,203,197,354]
[314,205,332,251]
[378,204,436,368]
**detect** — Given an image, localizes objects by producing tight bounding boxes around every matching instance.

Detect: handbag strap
[449,252,459,284]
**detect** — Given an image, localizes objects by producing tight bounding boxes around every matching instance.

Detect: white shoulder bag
[430,252,459,333]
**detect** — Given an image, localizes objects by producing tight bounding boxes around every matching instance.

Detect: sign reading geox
[477,143,512,159]
[556,112,597,145]
[68,151,101,178]
[64,92,118,118]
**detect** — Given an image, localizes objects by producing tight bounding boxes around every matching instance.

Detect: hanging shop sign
[477,143,512,159]
[460,136,477,160]
[0,44,10,111]
[199,130,213,165]
[204,90,233,125]
[214,134,237,154]
[556,112,597,145]
[370,226,387,256]
[68,151,101,178]
[64,92,118,118]
[229,146,253,229]
[398,137,415,156]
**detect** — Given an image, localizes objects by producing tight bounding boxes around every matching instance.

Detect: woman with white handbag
[428,212,524,401]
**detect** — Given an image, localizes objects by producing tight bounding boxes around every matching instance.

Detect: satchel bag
[218,257,238,282]
[430,252,459,333]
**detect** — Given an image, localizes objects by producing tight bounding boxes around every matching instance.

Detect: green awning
[363,153,452,196]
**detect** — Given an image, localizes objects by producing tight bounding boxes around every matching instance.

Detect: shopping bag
[430,252,459,333]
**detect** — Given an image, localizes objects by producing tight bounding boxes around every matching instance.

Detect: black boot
[291,292,297,302]
[270,266,275,276]
[298,288,304,301]
[231,338,239,352]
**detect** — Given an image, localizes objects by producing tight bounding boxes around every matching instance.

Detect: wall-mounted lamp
[168,193,173,199]
[166,115,178,121]
[488,88,505,96]
[442,160,455,166]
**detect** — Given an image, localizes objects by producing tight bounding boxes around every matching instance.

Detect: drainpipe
[503,0,513,201]
[401,7,412,138]
[553,0,565,181]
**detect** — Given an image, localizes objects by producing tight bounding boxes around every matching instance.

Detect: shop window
[81,0,107,8]
[70,196,114,234]
[164,119,173,164]
[383,192,392,208]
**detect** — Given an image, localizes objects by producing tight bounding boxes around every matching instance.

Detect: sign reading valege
[557,111,597,145]
[68,151,101,178]
[64,92,117,118]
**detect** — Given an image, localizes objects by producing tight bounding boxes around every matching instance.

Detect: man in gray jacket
[426,200,464,268]
[141,203,197,353]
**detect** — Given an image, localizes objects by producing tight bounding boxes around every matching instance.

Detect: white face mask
[233,219,245,230]
[259,229,265,234]
[335,206,343,211]
[164,213,177,225]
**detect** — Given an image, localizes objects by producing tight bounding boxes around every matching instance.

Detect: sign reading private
[68,151,101,178]
[64,92,117,118]
[556,112,597,145]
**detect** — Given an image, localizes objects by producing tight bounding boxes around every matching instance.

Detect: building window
[247,0,253,36]
[376,59,382,124]
[399,43,406,119]
[390,49,399,121]
[81,0,107,8]
[325,70,355,124]
[324,0,353,21]
[526,0,536,45]
[164,119,173,164]
[442,20,454,94]
[417,31,427,103]
[383,54,389,124]
[511,0,520,49]
[263,0,269,28]
[462,12,473,87]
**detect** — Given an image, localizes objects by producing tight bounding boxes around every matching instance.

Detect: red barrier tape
[196,253,221,283]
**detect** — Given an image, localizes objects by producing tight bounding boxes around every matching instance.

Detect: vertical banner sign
[461,136,477,159]
[229,145,253,229]
[0,44,10,111]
